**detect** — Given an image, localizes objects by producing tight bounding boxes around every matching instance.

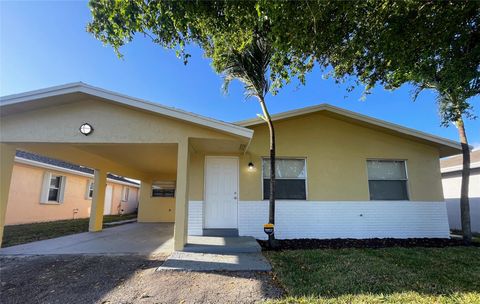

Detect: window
[152,181,176,197]
[48,175,62,202]
[41,172,66,204]
[87,181,94,199]
[263,158,306,200]
[121,186,130,201]
[367,160,409,200]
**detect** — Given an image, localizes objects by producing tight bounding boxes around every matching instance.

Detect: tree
[87,0,279,245]
[88,0,478,243]
[215,32,278,246]
[249,0,479,243]
[316,1,479,243]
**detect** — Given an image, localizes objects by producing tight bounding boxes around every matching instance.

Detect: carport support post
[89,169,107,232]
[174,140,190,251]
[0,144,16,247]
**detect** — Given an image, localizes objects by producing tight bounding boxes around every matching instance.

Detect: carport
[0,83,253,251]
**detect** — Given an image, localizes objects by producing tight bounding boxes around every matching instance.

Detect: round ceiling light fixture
[79,123,94,136]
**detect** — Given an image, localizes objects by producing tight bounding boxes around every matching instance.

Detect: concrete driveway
[0,222,174,256]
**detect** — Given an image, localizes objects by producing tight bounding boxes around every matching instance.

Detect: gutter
[15,157,140,187]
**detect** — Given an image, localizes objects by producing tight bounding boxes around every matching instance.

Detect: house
[5,150,139,225]
[441,149,480,233]
[0,83,463,250]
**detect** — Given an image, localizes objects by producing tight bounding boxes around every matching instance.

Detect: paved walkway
[1,222,272,271]
[0,223,174,256]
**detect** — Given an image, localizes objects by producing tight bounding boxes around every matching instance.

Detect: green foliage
[217,31,271,101]
[88,1,258,66]
[88,1,479,123]
[87,0,316,95]
[297,1,479,124]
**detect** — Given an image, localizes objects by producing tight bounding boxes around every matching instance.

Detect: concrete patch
[0,223,174,256]
[157,251,272,272]
[103,218,137,226]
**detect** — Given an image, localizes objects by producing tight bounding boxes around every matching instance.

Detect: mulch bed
[258,238,479,251]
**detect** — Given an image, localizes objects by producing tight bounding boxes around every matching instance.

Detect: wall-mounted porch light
[79,123,94,136]
[248,162,255,171]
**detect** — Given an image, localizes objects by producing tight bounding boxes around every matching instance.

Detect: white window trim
[40,172,66,204]
[366,159,410,201]
[151,180,176,198]
[121,186,129,202]
[85,180,94,200]
[261,157,308,200]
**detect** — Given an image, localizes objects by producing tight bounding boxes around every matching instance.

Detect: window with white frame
[152,181,176,197]
[48,175,62,202]
[41,172,66,204]
[367,160,409,200]
[87,181,94,199]
[263,158,306,200]
[121,186,130,201]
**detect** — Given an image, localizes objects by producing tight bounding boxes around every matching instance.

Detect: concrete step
[202,228,239,237]
[184,236,261,253]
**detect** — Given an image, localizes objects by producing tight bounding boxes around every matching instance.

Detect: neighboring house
[441,149,480,233]
[5,150,139,225]
[0,83,463,250]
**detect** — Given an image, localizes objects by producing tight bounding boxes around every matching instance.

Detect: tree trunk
[259,97,276,247]
[456,117,472,244]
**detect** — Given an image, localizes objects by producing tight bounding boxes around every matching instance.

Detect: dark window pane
[48,189,59,201]
[264,179,306,200]
[369,180,408,200]
[152,188,175,197]
[89,189,93,198]
[50,176,61,188]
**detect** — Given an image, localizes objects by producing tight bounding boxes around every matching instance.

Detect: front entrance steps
[156,236,270,272]
[184,236,260,253]
[202,228,239,237]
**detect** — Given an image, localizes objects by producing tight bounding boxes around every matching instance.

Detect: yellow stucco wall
[0,98,246,182]
[5,162,139,225]
[189,111,444,202]
[0,98,242,144]
[137,181,175,222]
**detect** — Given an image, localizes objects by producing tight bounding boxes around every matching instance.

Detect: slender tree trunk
[456,117,472,244]
[259,97,276,247]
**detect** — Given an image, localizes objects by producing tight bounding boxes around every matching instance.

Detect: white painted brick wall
[188,201,203,235]
[238,201,450,240]
[238,201,269,239]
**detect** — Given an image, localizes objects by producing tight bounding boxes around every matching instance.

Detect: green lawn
[2,213,137,247]
[266,247,480,303]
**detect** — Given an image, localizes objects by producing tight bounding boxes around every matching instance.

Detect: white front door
[103,185,113,215]
[205,156,238,228]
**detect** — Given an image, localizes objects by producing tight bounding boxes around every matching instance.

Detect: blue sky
[1,1,479,148]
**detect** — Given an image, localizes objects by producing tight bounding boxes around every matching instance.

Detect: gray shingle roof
[15,150,139,186]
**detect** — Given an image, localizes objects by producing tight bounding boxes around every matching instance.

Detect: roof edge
[15,156,140,187]
[235,103,462,152]
[441,161,480,173]
[1,82,253,139]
